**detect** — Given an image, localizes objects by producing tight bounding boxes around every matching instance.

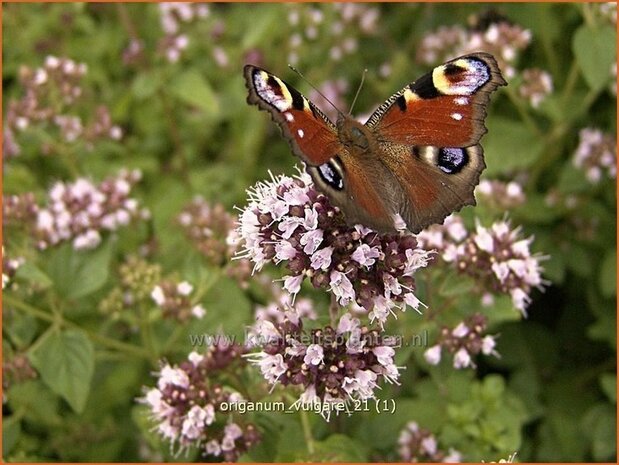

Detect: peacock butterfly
[244,52,506,233]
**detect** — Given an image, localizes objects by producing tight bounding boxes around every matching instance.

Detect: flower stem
[138,301,157,359]
[5,293,152,360]
[581,3,597,28]
[299,408,315,456]
[504,84,542,138]
[329,293,339,327]
[158,89,190,181]
[561,59,580,104]
[116,3,140,43]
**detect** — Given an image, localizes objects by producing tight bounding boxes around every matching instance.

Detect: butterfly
[244,52,506,233]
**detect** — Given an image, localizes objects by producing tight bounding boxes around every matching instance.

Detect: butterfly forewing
[366,53,506,148]
[244,65,340,166]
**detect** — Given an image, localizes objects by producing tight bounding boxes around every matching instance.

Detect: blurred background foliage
[2,2,616,462]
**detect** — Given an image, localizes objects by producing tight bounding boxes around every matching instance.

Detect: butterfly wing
[380,143,486,233]
[245,65,396,230]
[366,52,506,147]
[244,65,340,166]
[366,53,505,233]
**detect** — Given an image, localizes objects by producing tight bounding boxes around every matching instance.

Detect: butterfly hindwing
[244,65,340,166]
[366,52,506,148]
[306,152,397,232]
[380,143,486,233]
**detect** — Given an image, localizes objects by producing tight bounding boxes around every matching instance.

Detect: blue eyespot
[438,147,468,174]
[318,160,344,190]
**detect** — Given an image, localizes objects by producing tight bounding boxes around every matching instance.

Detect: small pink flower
[424,345,442,365]
[284,274,304,296]
[351,243,381,267]
[303,344,324,366]
[310,246,333,270]
[330,270,355,306]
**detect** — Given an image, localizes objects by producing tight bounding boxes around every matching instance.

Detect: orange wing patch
[376,95,477,147]
[282,108,340,165]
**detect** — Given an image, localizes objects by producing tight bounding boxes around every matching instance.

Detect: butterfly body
[244,53,506,233]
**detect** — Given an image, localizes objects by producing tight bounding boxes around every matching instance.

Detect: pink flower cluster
[237,171,431,327]
[177,197,253,288]
[573,128,616,184]
[476,179,526,210]
[178,197,237,265]
[151,280,206,322]
[5,56,122,156]
[2,247,24,290]
[518,68,553,108]
[34,170,148,250]
[143,347,259,461]
[2,353,38,391]
[252,280,317,328]
[285,4,379,65]
[424,313,499,369]
[417,13,532,79]
[417,217,546,315]
[398,421,462,462]
[246,312,400,419]
[158,3,210,63]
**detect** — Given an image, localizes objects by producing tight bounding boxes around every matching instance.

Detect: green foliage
[2,2,616,463]
[573,25,617,91]
[46,239,114,300]
[29,329,95,413]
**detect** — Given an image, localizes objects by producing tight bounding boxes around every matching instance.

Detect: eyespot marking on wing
[438,147,469,174]
[432,57,491,95]
[318,157,344,191]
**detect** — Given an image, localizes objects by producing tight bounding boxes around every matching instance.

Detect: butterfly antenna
[288,64,345,118]
[349,68,367,117]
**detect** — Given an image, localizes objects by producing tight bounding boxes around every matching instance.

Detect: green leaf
[2,415,22,456]
[556,163,591,194]
[483,117,544,175]
[2,163,39,193]
[573,25,616,90]
[513,194,563,225]
[200,276,252,340]
[486,295,523,326]
[131,70,163,99]
[564,244,593,277]
[591,411,616,460]
[582,404,616,461]
[46,239,113,300]
[169,70,219,116]
[481,374,506,399]
[538,91,588,124]
[28,329,95,413]
[587,311,616,349]
[600,374,616,404]
[4,311,39,349]
[438,271,475,297]
[15,261,53,290]
[599,248,616,297]
[314,434,368,462]
[6,380,61,426]
[356,398,434,449]
[241,7,281,49]
[274,415,310,461]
